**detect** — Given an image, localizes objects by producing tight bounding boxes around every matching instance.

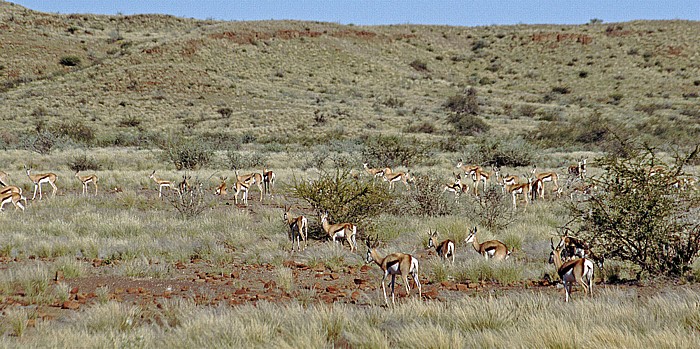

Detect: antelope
[365,236,421,306]
[214,176,228,196]
[284,206,308,251]
[75,171,98,196]
[531,166,559,199]
[568,158,587,180]
[25,166,58,200]
[383,171,413,191]
[149,170,174,198]
[233,180,250,206]
[235,170,263,201]
[0,191,26,212]
[471,167,492,196]
[0,171,9,187]
[499,172,520,193]
[560,236,588,262]
[465,226,510,261]
[549,238,594,302]
[0,185,23,197]
[427,230,455,263]
[262,168,276,196]
[177,175,191,193]
[442,173,464,198]
[363,163,390,180]
[501,176,533,210]
[320,211,357,251]
[456,159,482,177]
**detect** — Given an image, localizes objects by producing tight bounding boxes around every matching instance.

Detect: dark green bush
[69,154,102,172]
[409,59,429,72]
[390,174,456,217]
[444,87,479,115]
[570,145,700,277]
[290,169,393,224]
[361,135,430,167]
[53,120,95,144]
[59,56,81,67]
[464,136,535,167]
[161,137,213,170]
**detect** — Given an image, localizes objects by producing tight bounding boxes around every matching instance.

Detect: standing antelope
[501,177,533,210]
[365,236,421,306]
[531,166,559,199]
[235,170,264,201]
[568,158,587,180]
[262,168,276,196]
[320,211,357,251]
[177,175,191,193]
[465,226,510,261]
[456,160,482,178]
[383,171,413,191]
[25,166,58,200]
[0,191,26,211]
[75,171,98,196]
[549,238,594,302]
[214,176,228,196]
[442,173,464,198]
[233,180,250,206]
[427,230,455,263]
[284,206,308,251]
[471,167,493,196]
[149,171,174,198]
[363,163,390,180]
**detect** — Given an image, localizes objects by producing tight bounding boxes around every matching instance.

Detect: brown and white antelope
[363,163,390,180]
[0,185,22,196]
[214,176,228,196]
[75,171,98,196]
[177,174,191,193]
[568,158,587,180]
[233,179,250,206]
[442,173,465,198]
[501,177,533,210]
[263,168,276,196]
[235,170,264,201]
[383,171,413,191]
[531,166,559,199]
[149,171,174,198]
[465,226,510,261]
[25,166,58,200]
[470,167,493,196]
[0,191,26,212]
[284,206,308,251]
[365,236,421,305]
[549,238,594,302]
[427,230,455,263]
[320,211,357,251]
[456,159,482,177]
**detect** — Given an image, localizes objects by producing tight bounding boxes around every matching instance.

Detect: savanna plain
[1,1,700,347]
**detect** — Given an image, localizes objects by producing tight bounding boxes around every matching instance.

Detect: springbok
[365,236,421,305]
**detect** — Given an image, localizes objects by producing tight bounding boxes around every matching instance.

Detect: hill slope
[1,2,698,148]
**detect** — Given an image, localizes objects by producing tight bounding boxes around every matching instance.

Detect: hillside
[1,1,698,149]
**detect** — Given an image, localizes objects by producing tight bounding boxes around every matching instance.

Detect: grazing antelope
[0,191,26,212]
[25,166,58,200]
[262,168,276,196]
[365,236,421,305]
[284,206,308,251]
[383,171,413,191]
[549,238,594,302]
[75,171,98,196]
[568,158,587,180]
[471,167,493,196]
[149,171,174,198]
[0,171,9,187]
[234,170,264,201]
[427,230,455,263]
[214,176,228,196]
[456,159,482,177]
[320,211,357,251]
[501,177,533,210]
[531,166,559,199]
[465,226,510,261]
[233,180,250,206]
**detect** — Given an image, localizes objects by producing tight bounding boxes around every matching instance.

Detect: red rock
[440,281,455,289]
[456,284,470,292]
[70,287,79,294]
[92,259,103,267]
[329,273,340,280]
[234,288,247,295]
[264,280,276,289]
[360,265,372,272]
[351,290,361,301]
[423,288,439,299]
[62,301,80,310]
[326,286,338,293]
[468,283,479,289]
[126,287,139,294]
[353,278,366,286]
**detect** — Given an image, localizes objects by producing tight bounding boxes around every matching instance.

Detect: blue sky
[9,1,700,26]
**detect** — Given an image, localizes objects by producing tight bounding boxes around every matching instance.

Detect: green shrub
[463,135,534,167]
[161,137,213,170]
[59,56,81,67]
[53,120,95,144]
[290,169,393,224]
[465,186,516,231]
[69,154,102,172]
[570,145,700,277]
[409,59,429,72]
[444,87,479,115]
[361,135,430,167]
[390,174,457,217]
